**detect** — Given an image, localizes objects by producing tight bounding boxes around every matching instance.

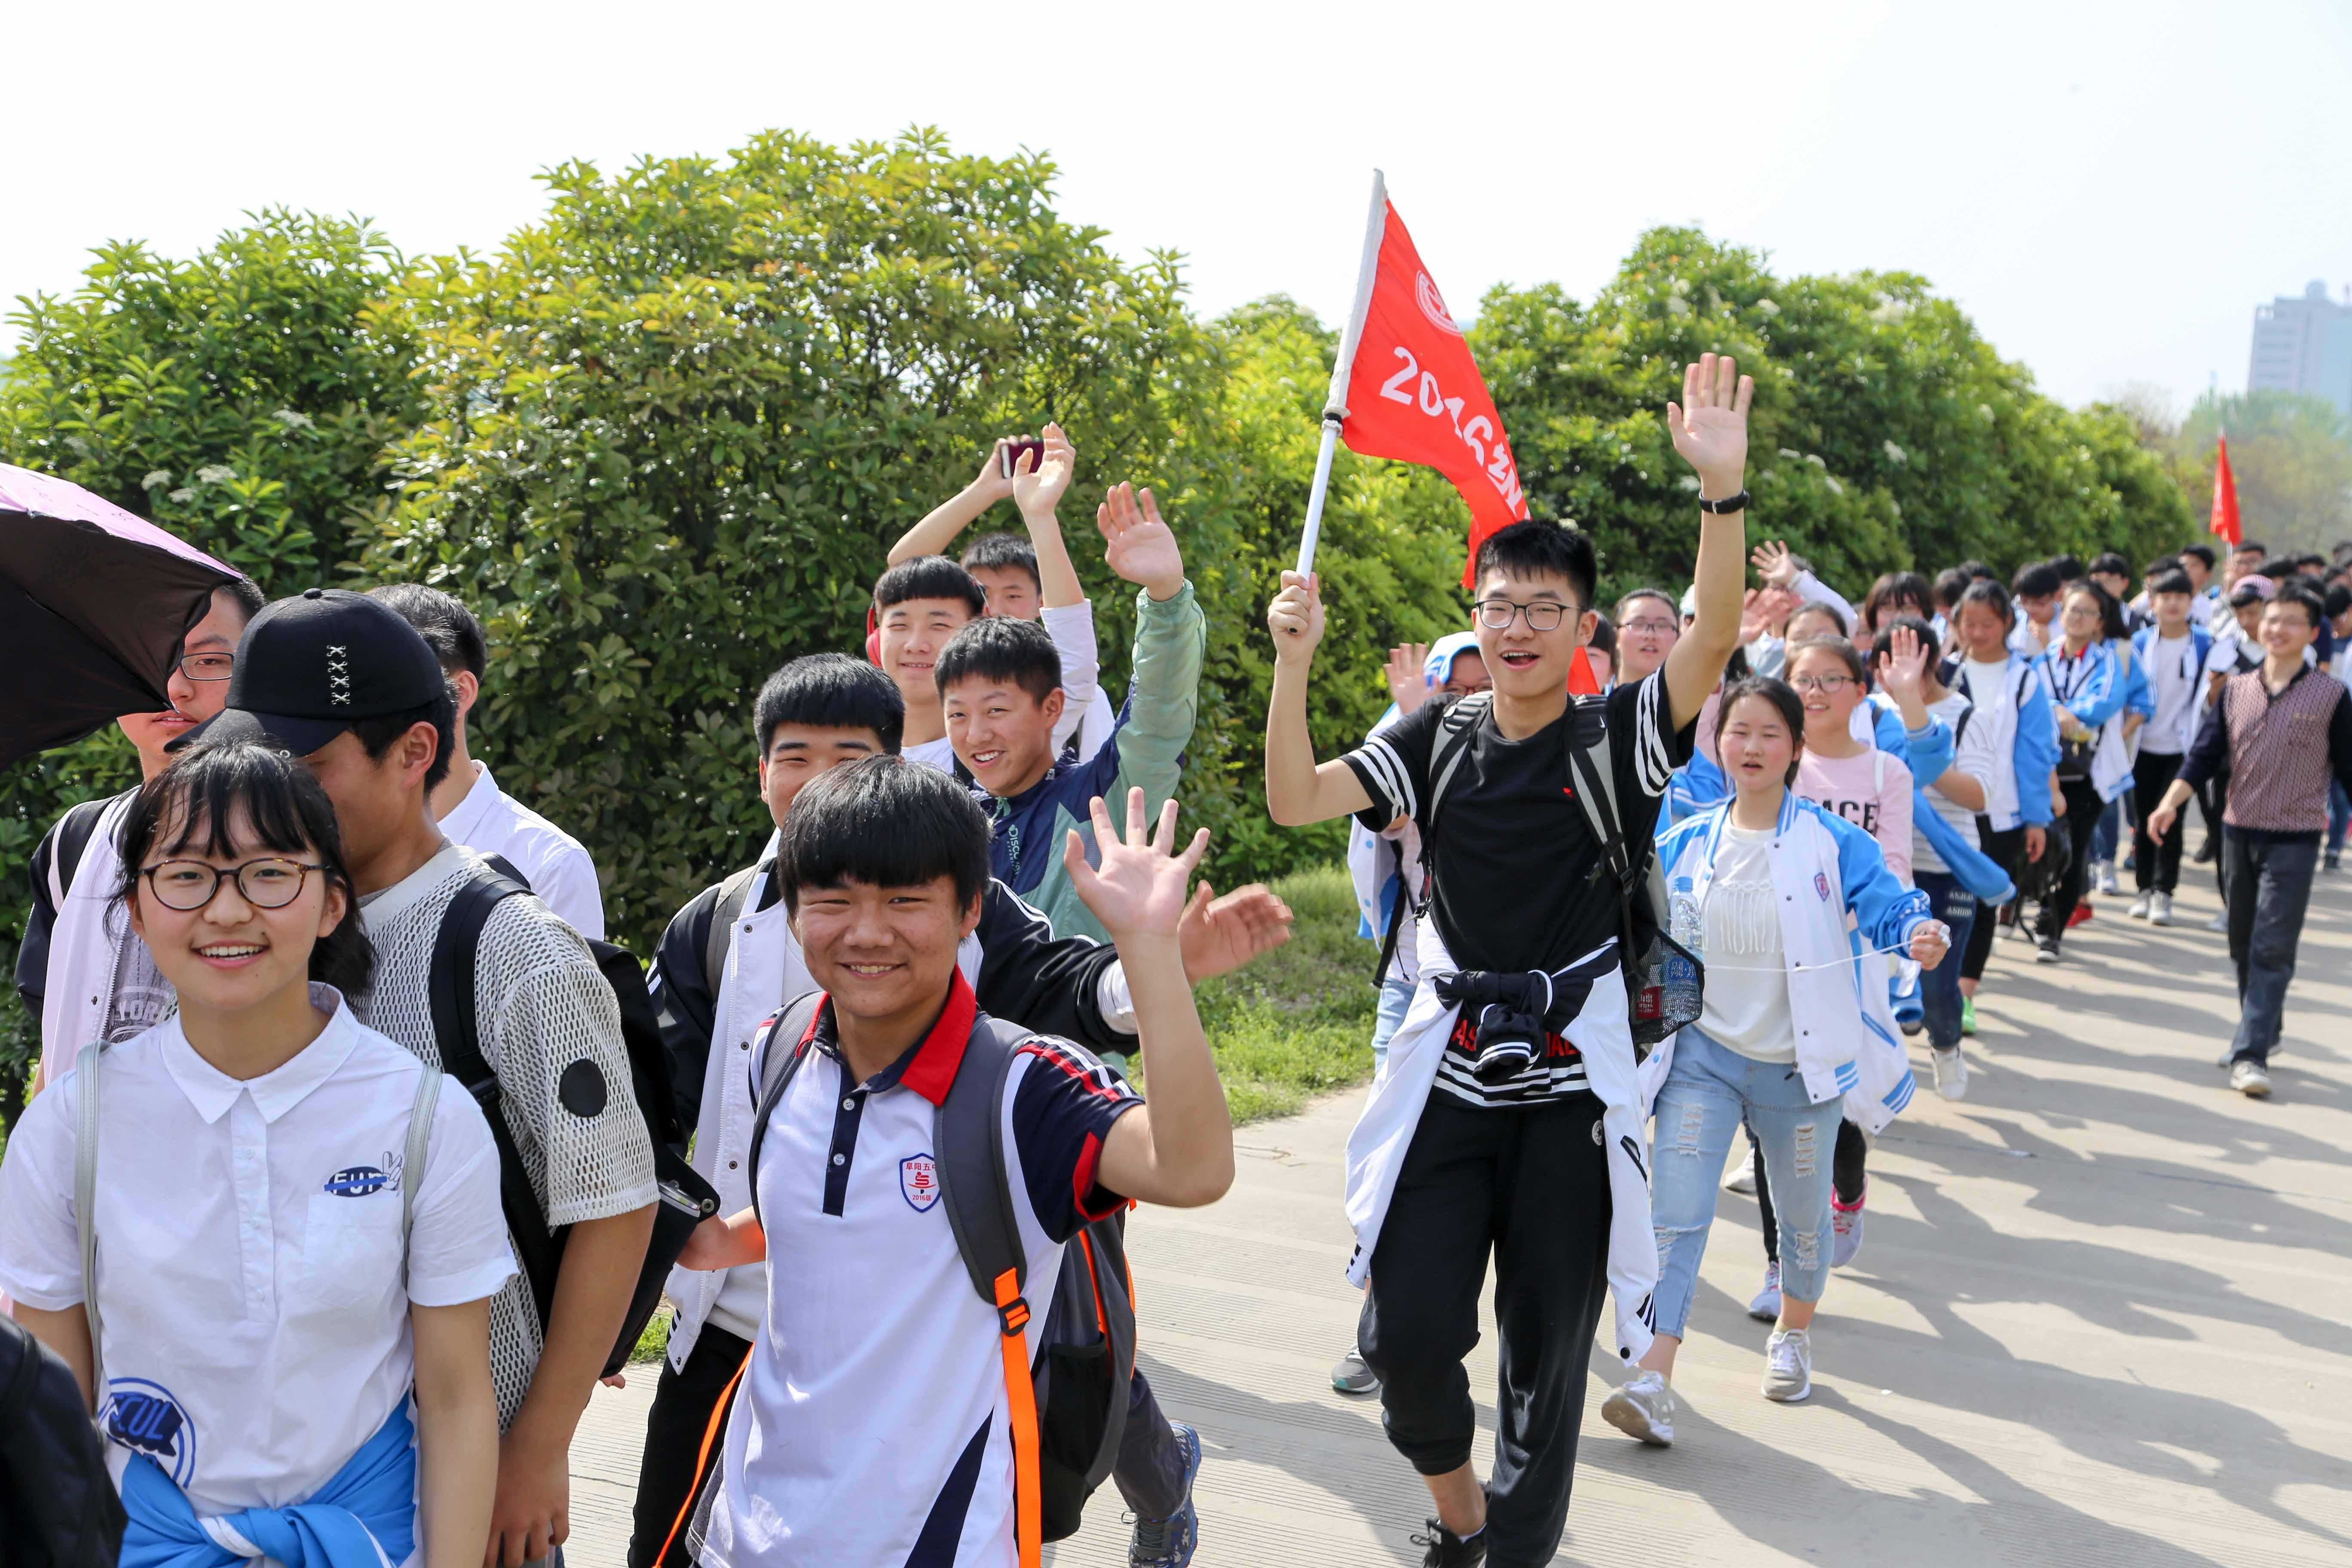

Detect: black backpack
[0,1317,124,1568]
[746,993,1135,1558]
[429,861,719,1379]
[1375,689,1702,1054]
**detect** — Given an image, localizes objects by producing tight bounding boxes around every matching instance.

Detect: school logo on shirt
[1814,872,1832,901]
[324,1150,402,1198]
[900,1153,941,1214]
[101,1378,198,1485]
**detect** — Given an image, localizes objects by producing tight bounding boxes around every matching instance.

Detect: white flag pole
[1293,169,1389,579]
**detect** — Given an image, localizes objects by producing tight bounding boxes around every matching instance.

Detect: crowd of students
[4,352,2350,1568]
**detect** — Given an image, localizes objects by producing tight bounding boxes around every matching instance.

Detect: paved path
[569,868,2352,1565]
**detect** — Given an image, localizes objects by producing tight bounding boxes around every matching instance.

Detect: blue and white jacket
[2035,639,2133,802]
[1952,651,2058,831]
[1646,793,1934,1128]
[2131,622,2215,755]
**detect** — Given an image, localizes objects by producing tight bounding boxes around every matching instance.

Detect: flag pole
[1294,169,1389,579]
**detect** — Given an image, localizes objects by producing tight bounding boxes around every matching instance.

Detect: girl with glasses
[0,741,515,1568]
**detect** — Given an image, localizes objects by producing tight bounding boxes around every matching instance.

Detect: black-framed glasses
[1623,618,1679,637]
[1789,674,1856,694]
[177,652,235,682]
[1474,597,1583,632]
[140,857,326,911]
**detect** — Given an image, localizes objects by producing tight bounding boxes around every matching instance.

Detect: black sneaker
[1411,1518,1487,1567]
[1126,1422,1201,1567]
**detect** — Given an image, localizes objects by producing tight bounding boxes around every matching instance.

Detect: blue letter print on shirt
[324,1150,402,1197]
[103,1378,198,1486]
[900,1153,942,1213]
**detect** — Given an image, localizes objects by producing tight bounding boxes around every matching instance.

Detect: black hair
[113,740,375,996]
[349,683,458,793]
[1614,587,1678,623]
[2087,551,2132,580]
[775,754,990,916]
[1713,676,1808,785]
[933,615,1062,704]
[220,578,266,621]
[1586,616,1617,658]
[2180,543,2217,570]
[1956,559,1998,583]
[2046,553,2086,584]
[367,583,489,683]
[874,555,987,619]
[1789,634,1867,684]
[2255,557,2301,582]
[2299,552,2331,574]
[1932,567,1972,610]
[2144,553,2182,578]
[2011,562,2063,600]
[2150,570,2196,598]
[959,532,1041,593]
[2063,578,2128,643]
[755,653,904,757]
[1869,614,1942,668]
[2324,583,2352,619]
[1785,599,1849,638]
[1956,577,2016,628]
[2275,583,2327,630]
[2235,539,2267,558]
[1862,571,1933,630]
[1473,520,1598,611]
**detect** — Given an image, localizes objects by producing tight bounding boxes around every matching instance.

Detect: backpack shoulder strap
[51,796,119,906]
[74,1040,104,1412]
[427,869,532,1099]
[703,866,762,1002]
[1564,695,1631,891]
[402,1065,441,1287]
[744,992,827,1227]
[1422,692,1491,842]
[934,1012,1042,1568]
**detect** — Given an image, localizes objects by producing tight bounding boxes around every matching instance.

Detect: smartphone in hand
[1000,436,1046,479]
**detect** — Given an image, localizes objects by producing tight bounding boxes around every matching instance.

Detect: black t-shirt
[1344,674,1691,1104]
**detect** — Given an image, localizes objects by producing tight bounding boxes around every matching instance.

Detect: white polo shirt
[691,974,1140,1568]
[0,986,514,1528]
[439,761,606,940]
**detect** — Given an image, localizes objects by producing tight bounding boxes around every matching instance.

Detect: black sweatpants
[1358,1093,1612,1568]
[2037,777,2106,942]
[2131,750,2186,894]
[1962,822,2027,983]
[1754,1119,1867,1264]
[629,1326,752,1568]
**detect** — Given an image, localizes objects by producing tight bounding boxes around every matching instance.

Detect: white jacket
[1342,919,1662,1366]
[1643,793,1932,1124]
[35,793,138,1092]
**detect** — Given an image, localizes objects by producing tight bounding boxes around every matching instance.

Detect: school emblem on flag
[900,1153,941,1213]
[1815,872,1832,901]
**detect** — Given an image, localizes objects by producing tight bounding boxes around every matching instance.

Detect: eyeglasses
[177,652,235,682]
[140,857,326,912]
[1623,619,1679,637]
[1789,674,1856,694]
[1474,598,1583,632]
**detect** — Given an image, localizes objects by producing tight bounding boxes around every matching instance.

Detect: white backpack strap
[74,1040,104,1412]
[402,1067,442,1286]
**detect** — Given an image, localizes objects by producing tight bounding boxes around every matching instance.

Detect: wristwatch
[1695,489,1751,514]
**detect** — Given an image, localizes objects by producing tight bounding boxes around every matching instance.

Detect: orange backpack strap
[992,1268,1043,1568]
[655,1348,750,1568]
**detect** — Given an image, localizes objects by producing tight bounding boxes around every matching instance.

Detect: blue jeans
[1368,971,1415,1073]
[2328,780,2349,856]
[1913,869,1976,1053]
[2092,795,2122,868]
[1649,1028,1843,1337]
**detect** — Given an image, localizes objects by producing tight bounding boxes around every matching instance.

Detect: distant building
[2248,281,2352,415]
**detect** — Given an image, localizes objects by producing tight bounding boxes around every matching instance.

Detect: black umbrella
[0,463,240,772]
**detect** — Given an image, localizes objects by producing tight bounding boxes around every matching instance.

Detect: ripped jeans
[1648,1027,1842,1336]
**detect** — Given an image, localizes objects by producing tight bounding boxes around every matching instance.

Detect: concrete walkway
[569,868,2352,1565]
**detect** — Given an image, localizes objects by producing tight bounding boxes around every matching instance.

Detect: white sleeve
[408,1076,521,1307]
[1095,964,1137,1036]
[1040,601,1103,754]
[526,838,606,943]
[0,1080,83,1311]
[1792,570,1858,632]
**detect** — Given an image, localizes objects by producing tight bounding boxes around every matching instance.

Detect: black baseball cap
[169,588,449,756]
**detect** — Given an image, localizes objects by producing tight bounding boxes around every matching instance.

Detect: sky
[9,0,2352,418]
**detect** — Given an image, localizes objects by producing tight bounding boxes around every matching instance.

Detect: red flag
[1567,647,1602,695]
[1335,198,1529,586]
[2209,434,2242,546]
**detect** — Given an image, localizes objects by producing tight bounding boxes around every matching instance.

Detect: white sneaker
[1932,1045,1969,1100]
[1763,1329,1813,1403]
[2206,910,2230,933]
[2230,1060,2272,1097]
[2097,864,2120,896]
[1602,1369,1677,1446]
[1748,1263,1783,1321]
[2149,891,2174,926]
[1722,1158,1756,1196]
[2128,893,2153,920]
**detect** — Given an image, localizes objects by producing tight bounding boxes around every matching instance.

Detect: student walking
[1602,678,1945,1442]
[0,741,516,1568]
[1261,355,1752,1568]
[2033,583,2134,960]
[1945,580,2058,1025]
[2128,570,2213,925]
[2148,585,2352,1096]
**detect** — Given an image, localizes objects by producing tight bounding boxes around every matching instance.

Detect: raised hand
[1751,539,1799,590]
[1666,352,1754,499]
[1385,643,1432,712]
[1067,788,1211,944]
[1097,482,1186,600]
[1877,623,1930,704]
[1179,880,1294,982]
[1266,570,1325,659]
[971,439,1020,507]
[1014,422,1076,522]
